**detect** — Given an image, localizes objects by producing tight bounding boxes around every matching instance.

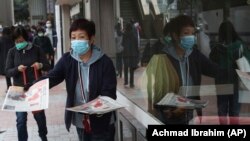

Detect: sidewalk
[0,75,78,141]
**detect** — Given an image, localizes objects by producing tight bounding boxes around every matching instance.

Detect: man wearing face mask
[33,27,54,67]
[161,15,220,124]
[45,20,57,68]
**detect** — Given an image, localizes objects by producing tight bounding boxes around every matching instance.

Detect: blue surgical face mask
[180,35,196,50]
[71,40,90,55]
[16,41,28,50]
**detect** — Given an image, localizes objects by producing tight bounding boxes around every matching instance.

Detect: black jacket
[33,36,54,56]
[39,52,117,133]
[0,36,15,75]
[5,45,50,86]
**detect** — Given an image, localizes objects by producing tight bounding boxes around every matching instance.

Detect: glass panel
[115,0,250,125]
[120,121,134,141]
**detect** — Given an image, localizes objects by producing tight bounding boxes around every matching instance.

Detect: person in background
[24,25,34,42]
[33,27,54,68]
[209,20,243,125]
[122,22,139,88]
[114,20,123,78]
[133,21,141,49]
[45,20,57,68]
[5,26,50,141]
[26,18,117,141]
[161,15,221,124]
[0,27,15,91]
[31,25,38,37]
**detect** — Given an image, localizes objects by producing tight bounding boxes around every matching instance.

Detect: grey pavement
[0,75,78,141]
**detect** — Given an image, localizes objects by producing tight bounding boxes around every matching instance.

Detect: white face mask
[38,32,44,37]
[46,24,52,28]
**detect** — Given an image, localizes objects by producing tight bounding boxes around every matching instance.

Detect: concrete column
[114,0,120,18]
[28,0,47,25]
[90,0,101,46]
[61,5,71,53]
[0,0,14,26]
[85,0,91,19]
[90,0,116,59]
[55,5,62,60]
[10,0,15,25]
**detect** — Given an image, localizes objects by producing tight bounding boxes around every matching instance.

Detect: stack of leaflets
[66,96,124,114]
[155,93,209,109]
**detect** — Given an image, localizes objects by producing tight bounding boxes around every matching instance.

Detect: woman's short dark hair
[69,18,95,38]
[13,26,29,41]
[37,27,45,33]
[171,15,195,36]
[163,21,172,36]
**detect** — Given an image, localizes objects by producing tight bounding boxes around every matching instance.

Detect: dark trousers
[5,76,12,89]
[123,58,134,87]
[116,52,123,78]
[124,66,134,86]
[51,57,55,69]
[16,111,48,141]
[76,124,115,141]
[217,94,240,124]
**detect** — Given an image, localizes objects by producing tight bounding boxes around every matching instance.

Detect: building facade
[0,0,14,26]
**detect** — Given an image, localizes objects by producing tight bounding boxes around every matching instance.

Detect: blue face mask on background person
[16,41,28,50]
[71,40,90,55]
[180,35,196,50]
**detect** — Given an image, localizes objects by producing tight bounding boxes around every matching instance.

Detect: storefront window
[115,0,250,125]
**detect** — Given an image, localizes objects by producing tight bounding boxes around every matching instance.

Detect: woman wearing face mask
[33,27,54,67]
[161,15,220,124]
[25,18,117,141]
[5,26,50,141]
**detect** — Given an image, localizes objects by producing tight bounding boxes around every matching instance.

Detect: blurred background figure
[0,27,15,91]
[133,21,141,49]
[209,20,243,125]
[122,22,139,88]
[45,20,57,68]
[24,25,34,42]
[114,18,123,78]
[33,27,54,70]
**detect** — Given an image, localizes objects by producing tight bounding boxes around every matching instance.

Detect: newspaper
[155,93,209,109]
[66,96,124,114]
[1,79,49,112]
[236,69,250,90]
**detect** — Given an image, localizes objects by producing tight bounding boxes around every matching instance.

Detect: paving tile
[0,76,77,141]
